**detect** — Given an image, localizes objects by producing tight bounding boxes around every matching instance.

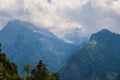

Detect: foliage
[107,72,118,80]
[0,44,22,80]
[0,43,60,80]
[50,72,60,80]
[30,60,60,80]
[22,64,31,76]
[89,74,101,80]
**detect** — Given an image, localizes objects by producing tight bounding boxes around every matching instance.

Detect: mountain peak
[4,19,38,31]
[0,20,78,73]
[1,19,58,39]
[62,29,120,80]
[90,29,112,41]
[89,29,120,49]
[99,29,111,34]
[6,19,29,27]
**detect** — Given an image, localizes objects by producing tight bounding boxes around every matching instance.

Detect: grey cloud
[0,0,120,41]
[60,1,120,37]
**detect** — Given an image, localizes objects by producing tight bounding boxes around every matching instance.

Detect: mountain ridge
[61,29,120,80]
[0,20,79,73]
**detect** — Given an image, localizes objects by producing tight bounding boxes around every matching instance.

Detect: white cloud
[0,0,89,39]
[111,0,120,15]
[91,0,120,15]
[0,0,120,41]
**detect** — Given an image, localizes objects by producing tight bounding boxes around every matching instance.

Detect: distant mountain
[64,28,88,45]
[0,20,78,73]
[65,34,88,45]
[61,29,120,80]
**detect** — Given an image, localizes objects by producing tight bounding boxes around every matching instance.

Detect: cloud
[62,0,120,36]
[111,0,120,15]
[91,0,120,15]
[0,0,88,38]
[0,0,120,41]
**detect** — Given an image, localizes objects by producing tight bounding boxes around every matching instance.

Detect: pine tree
[30,60,50,80]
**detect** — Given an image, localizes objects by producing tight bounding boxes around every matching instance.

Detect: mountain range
[0,20,79,73]
[1,19,120,80]
[61,29,120,80]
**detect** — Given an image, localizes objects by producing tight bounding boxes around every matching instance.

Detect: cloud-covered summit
[0,0,120,41]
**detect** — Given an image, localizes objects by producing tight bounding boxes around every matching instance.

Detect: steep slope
[0,20,78,73]
[61,29,120,80]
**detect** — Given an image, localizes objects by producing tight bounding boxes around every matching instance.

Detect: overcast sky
[0,0,120,40]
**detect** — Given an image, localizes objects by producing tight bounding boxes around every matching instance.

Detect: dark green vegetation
[0,44,60,80]
[0,44,22,80]
[30,60,60,80]
[61,29,120,80]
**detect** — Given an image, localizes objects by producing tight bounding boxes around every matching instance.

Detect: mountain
[64,28,88,45]
[65,34,88,45]
[61,29,120,80]
[0,20,78,73]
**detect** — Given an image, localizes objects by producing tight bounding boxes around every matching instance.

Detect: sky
[0,0,120,41]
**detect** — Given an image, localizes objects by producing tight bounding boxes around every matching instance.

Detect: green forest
[0,44,60,80]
